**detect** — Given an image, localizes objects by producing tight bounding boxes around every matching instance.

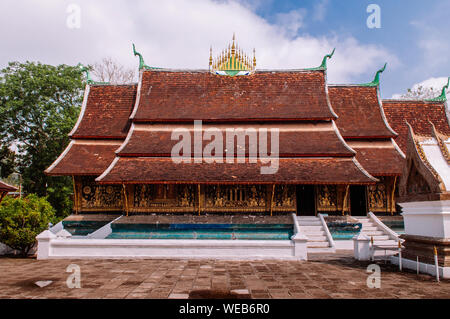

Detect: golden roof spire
[209,46,213,70]
[211,34,255,75]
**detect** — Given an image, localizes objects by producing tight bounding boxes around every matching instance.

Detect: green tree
[0,62,84,218]
[0,194,56,256]
[0,145,15,178]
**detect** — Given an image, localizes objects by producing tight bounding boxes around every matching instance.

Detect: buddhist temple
[45,36,449,219]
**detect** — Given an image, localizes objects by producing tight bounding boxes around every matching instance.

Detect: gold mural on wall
[133,184,195,209]
[204,185,266,212]
[368,182,387,212]
[317,185,337,211]
[80,178,123,210]
[273,185,296,211]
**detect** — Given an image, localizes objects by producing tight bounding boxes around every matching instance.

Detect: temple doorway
[350,186,368,216]
[296,185,316,216]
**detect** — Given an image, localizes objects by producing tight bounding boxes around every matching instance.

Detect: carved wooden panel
[406,165,431,195]
[317,185,337,211]
[204,185,266,212]
[272,185,296,212]
[80,177,123,210]
[133,184,195,210]
[368,182,387,212]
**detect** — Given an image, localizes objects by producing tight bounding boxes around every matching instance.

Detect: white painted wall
[400,200,450,238]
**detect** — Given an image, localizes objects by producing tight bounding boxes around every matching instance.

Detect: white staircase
[297,216,335,253]
[353,215,400,257]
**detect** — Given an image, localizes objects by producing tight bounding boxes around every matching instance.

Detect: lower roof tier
[45,140,123,176]
[96,157,377,184]
[346,140,405,176]
[117,122,355,157]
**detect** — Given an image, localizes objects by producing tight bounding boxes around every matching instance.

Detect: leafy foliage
[0,62,84,217]
[0,146,15,178]
[0,194,56,256]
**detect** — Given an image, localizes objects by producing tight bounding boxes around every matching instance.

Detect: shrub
[0,194,56,256]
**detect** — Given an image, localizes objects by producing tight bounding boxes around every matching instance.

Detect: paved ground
[0,252,449,299]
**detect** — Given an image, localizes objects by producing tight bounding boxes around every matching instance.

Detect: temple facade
[45,37,450,218]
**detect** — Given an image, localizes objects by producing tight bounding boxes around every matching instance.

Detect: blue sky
[250,0,450,97]
[0,0,449,98]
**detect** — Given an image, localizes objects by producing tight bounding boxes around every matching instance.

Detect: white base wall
[400,200,450,238]
[390,256,450,279]
[37,236,308,260]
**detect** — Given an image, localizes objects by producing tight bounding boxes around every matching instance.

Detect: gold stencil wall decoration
[204,185,266,209]
[273,185,295,210]
[368,183,387,212]
[317,185,337,211]
[80,177,123,210]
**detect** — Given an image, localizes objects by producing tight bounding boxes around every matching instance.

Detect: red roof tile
[132,70,336,122]
[328,86,396,138]
[348,142,405,176]
[70,85,137,139]
[45,141,122,176]
[118,123,355,157]
[0,181,17,192]
[382,100,450,152]
[97,157,376,184]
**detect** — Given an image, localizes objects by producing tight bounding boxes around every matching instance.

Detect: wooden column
[390,176,397,215]
[122,184,129,216]
[72,176,78,215]
[270,184,275,216]
[342,185,349,216]
[198,184,201,216]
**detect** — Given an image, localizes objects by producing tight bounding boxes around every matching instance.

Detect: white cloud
[0,0,397,83]
[391,76,449,99]
[275,9,307,37]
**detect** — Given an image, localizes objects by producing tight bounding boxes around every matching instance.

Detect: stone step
[371,235,390,241]
[299,226,323,232]
[307,241,330,248]
[306,235,327,241]
[362,230,384,236]
[297,220,322,226]
[297,217,320,222]
[361,226,378,231]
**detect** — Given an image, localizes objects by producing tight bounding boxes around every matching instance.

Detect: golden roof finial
[231,33,236,55]
[253,48,256,70]
[211,33,255,74]
[209,46,213,69]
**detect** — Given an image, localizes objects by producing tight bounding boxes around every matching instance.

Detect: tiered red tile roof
[45,84,137,176]
[94,69,375,184]
[328,86,396,139]
[132,70,337,122]
[328,85,404,176]
[382,100,450,153]
[70,85,137,139]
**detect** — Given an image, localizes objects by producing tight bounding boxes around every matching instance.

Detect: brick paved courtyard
[0,253,449,299]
